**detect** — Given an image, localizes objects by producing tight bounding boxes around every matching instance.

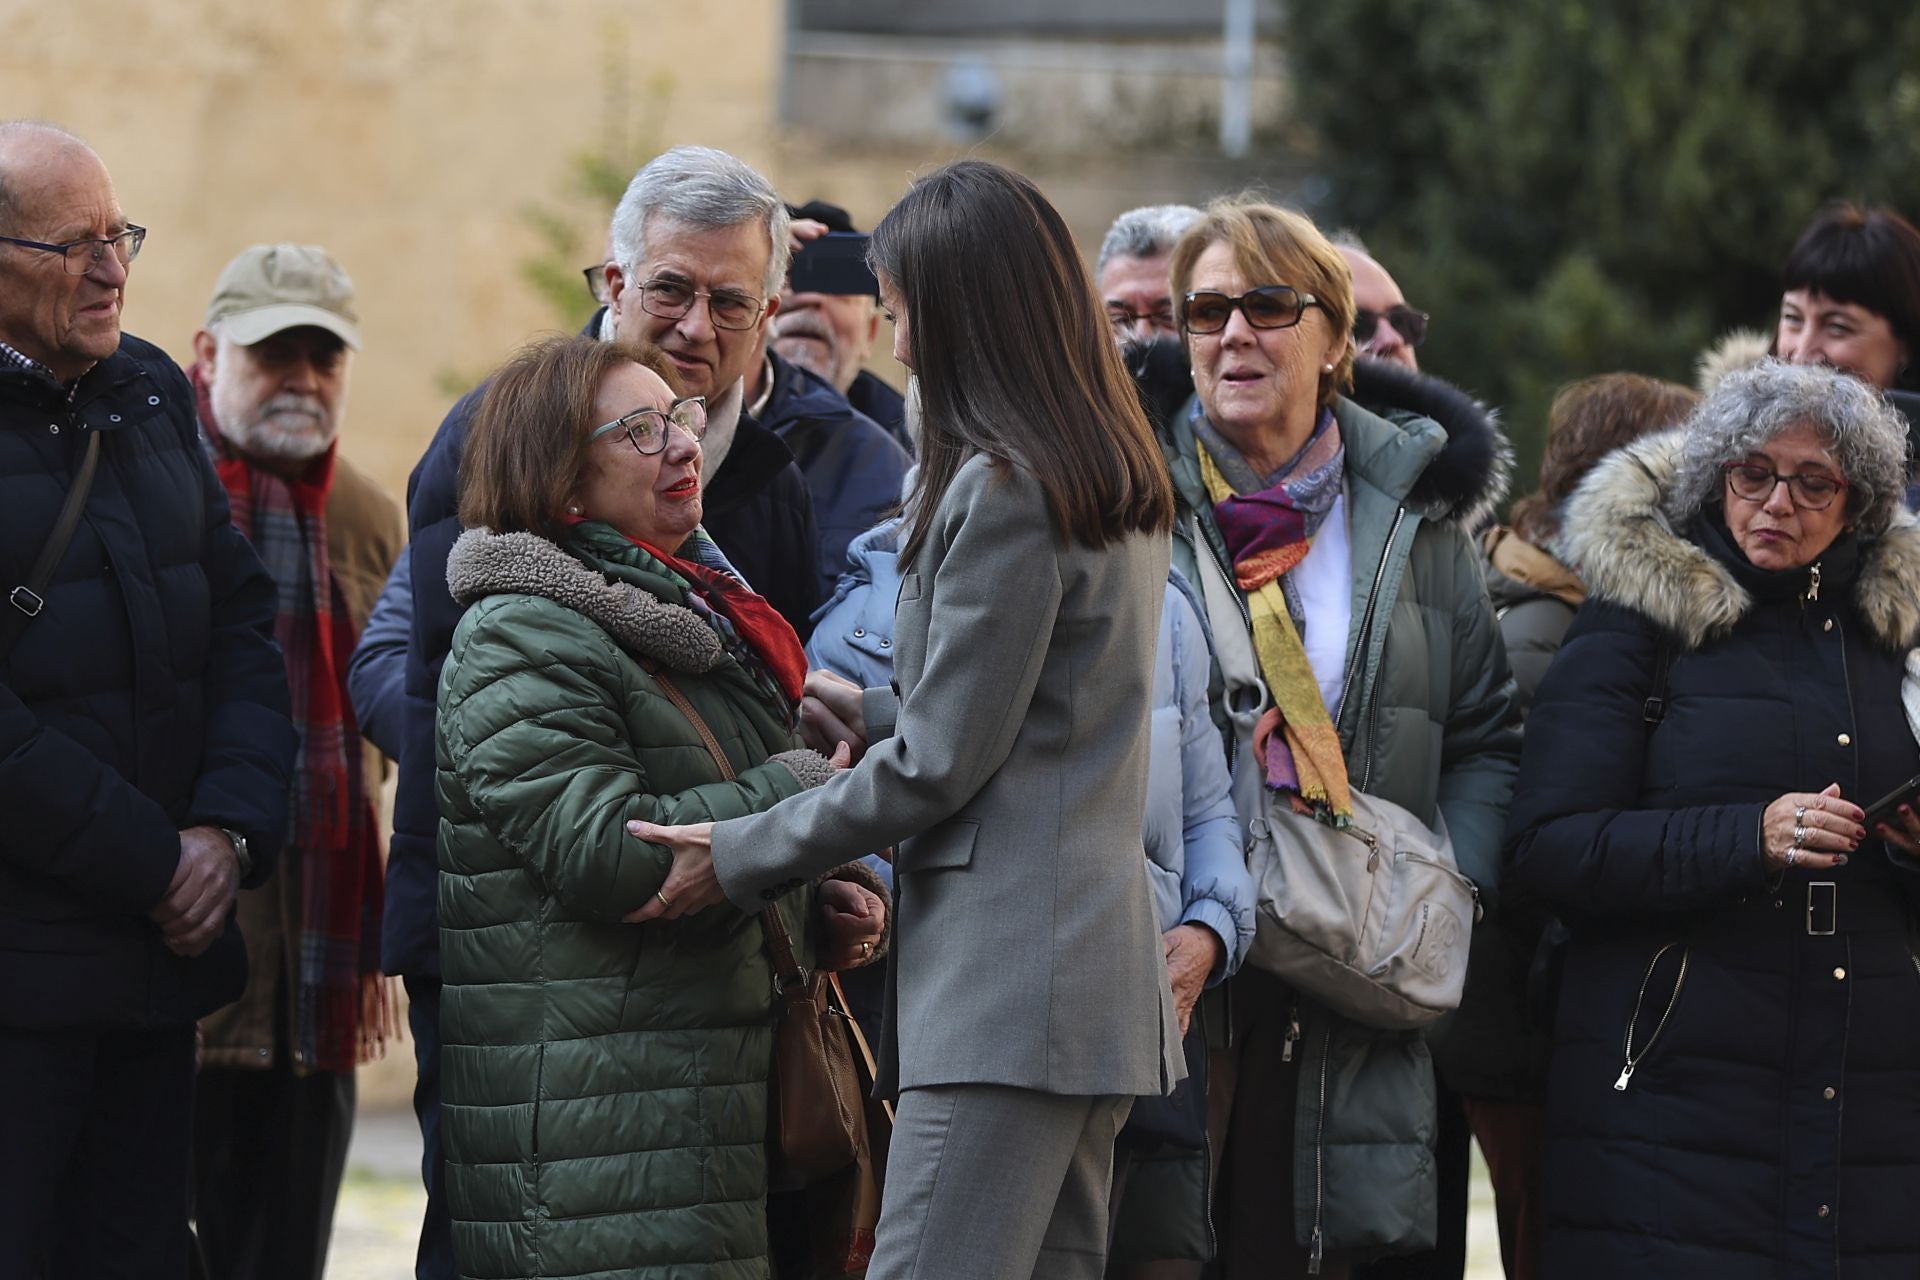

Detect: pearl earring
[568,505,582,516]
[1322,363,1334,373]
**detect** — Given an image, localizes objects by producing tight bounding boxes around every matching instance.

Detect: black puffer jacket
[758,349,909,598]
[0,335,294,1028]
[1507,430,1920,1278]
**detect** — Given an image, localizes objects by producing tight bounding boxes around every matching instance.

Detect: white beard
[211,383,340,466]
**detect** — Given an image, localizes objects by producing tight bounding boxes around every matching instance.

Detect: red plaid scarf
[193,365,393,1072]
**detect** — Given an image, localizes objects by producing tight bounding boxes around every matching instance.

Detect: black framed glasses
[590,396,708,456]
[582,263,610,306]
[637,277,766,332]
[1181,285,1320,335]
[1107,304,1178,337]
[0,224,146,276]
[1722,462,1848,511]
[1353,304,1429,349]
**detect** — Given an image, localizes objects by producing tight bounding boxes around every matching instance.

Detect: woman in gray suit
[628,159,1184,1280]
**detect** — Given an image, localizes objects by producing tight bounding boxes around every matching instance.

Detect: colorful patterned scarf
[193,365,392,1073]
[1196,406,1354,825]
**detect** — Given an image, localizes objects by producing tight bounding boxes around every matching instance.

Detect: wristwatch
[216,826,254,878]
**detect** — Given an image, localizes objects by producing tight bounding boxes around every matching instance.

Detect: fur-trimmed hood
[1349,356,1512,531]
[1131,338,1510,530]
[446,527,728,675]
[1561,428,1920,651]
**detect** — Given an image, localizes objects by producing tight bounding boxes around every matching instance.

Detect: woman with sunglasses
[1507,360,1920,1277]
[1152,196,1519,1278]
[430,334,889,1280]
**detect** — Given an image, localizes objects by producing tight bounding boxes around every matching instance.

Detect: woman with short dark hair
[434,333,888,1280]
[628,159,1184,1280]
[1776,201,1920,394]
[1508,358,1920,1277]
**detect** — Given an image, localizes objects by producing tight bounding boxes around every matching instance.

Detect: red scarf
[193,365,393,1072]
[630,534,808,704]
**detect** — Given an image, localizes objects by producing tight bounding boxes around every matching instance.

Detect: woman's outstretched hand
[624,820,720,922]
[819,878,886,970]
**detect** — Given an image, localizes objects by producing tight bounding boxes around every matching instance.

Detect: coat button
[108,413,121,423]
[1833,967,1847,980]
[880,639,891,648]
[148,395,161,406]
[1823,1086,1836,1100]
[1817,1205,1830,1219]
[853,628,866,638]
[49,423,59,434]
[1823,619,1834,632]
[1837,733,1851,746]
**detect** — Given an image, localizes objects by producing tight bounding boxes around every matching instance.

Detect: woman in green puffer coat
[434,335,889,1280]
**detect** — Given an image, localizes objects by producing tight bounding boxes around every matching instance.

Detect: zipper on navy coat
[1308,1023,1332,1274]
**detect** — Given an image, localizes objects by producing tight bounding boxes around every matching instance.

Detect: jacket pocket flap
[903,819,977,871]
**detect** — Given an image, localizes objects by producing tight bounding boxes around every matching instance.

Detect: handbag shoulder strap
[1,429,102,663]
[642,658,807,989]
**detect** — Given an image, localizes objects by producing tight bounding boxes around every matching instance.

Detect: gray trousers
[870,1084,1133,1280]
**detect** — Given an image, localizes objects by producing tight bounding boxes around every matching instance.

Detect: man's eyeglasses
[1107,305,1177,337]
[590,396,708,456]
[0,225,146,276]
[1722,462,1848,511]
[1181,286,1321,335]
[1353,304,1429,349]
[637,277,766,332]
[582,263,610,306]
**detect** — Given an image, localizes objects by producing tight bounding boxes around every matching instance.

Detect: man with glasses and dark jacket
[0,121,295,1280]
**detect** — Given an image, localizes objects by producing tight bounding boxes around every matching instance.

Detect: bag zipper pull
[1613,1062,1635,1092]
[1282,1006,1302,1063]
[1308,1226,1325,1274]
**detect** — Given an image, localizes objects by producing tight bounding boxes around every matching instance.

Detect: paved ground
[327,1106,1507,1279]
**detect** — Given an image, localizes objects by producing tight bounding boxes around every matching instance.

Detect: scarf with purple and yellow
[1194,403,1355,826]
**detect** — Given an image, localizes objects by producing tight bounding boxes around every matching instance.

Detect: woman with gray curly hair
[1504,359,1920,1277]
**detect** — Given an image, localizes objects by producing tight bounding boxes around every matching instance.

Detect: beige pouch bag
[1244,791,1479,1032]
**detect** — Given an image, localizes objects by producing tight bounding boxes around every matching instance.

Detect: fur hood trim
[1695,329,1772,395]
[446,527,727,674]
[1561,429,1920,651]
[1349,356,1512,530]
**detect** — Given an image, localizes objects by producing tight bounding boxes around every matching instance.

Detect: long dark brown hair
[871,160,1175,566]
[459,334,684,542]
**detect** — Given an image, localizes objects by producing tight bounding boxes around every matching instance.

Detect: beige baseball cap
[204,243,361,349]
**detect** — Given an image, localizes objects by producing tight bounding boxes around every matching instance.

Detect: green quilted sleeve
[440,598,809,922]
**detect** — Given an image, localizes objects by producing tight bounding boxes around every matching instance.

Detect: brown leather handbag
[642,665,869,1190]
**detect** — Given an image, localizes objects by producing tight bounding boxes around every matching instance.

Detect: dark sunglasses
[1181,285,1320,335]
[1352,304,1430,349]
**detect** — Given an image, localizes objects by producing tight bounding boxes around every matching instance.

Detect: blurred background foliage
[1280,0,1920,488]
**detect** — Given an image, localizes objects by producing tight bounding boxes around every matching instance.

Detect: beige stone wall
[6,5,1297,502]
[3,0,788,497]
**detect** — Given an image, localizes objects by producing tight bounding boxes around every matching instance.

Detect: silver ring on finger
[1785,845,1800,867]
[1795,804,1809,823]
[1793,822,1808,847]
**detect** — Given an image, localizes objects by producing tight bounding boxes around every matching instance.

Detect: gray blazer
[711,452,1182,1097]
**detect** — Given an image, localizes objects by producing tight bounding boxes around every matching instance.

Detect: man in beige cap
[187,243,403,1280]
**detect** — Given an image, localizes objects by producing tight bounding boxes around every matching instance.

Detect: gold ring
[656,890,675,909]
[860,941,872,958]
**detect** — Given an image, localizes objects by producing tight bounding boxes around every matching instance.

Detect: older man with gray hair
[381,145,820,1280]
[1097,204,1204,346]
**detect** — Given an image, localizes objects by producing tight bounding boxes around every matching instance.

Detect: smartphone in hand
[1863,772,1920,828]
[789,232,878,297]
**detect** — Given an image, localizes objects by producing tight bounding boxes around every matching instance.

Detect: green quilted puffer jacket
[434,523,852,1280]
